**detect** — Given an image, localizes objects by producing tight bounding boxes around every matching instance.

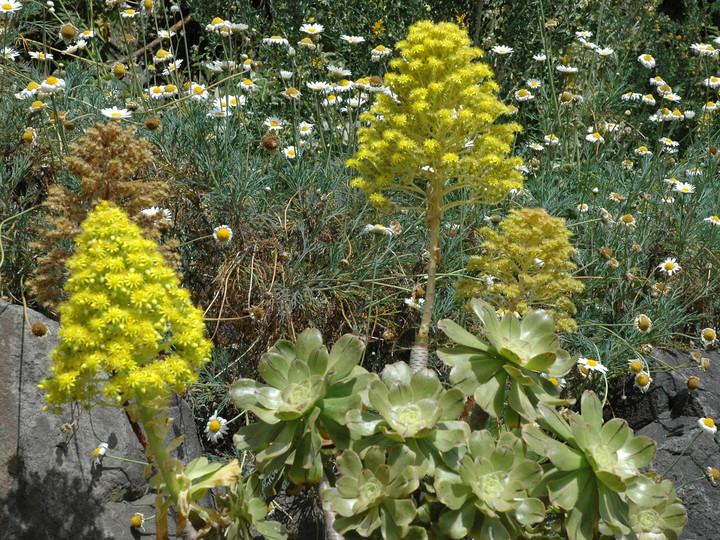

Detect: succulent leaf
[230,330,370,483]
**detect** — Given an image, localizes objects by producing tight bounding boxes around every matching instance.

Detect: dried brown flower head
[31,321,48,337]
[687,376,700,391]
[145,116,161,131]
[260,134,280,155]
[28,123,175,310]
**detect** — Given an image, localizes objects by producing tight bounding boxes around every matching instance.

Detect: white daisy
[578,357,608,374]
[491,45,513,55]
[638,53,656,68]
[213,225,233,244]
[205,411,229,442]
[658,257,681,276]
[101,106,131,119]
[699,417,718,434]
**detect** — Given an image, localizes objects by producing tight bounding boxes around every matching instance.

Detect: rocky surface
[606,347,720,539]
[0,299,206,539]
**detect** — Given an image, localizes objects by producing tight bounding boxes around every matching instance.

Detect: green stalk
[136,400,180,501]
[409,182,442,372]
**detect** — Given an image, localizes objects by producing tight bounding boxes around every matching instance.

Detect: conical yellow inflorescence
[41,201,211,412]
[347,20,523,210]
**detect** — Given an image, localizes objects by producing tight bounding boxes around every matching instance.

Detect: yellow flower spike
[41,202,211,411]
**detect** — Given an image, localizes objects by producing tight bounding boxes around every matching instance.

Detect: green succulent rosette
[218,473,287,540]
[437,299,575,425]
[623,477,687,540]
[523,391,660,539]
[433,430,545,539]
[324,445,427,540]
[230,329,375,484]
[346,361,469,474]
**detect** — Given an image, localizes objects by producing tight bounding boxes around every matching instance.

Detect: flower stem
[663,430,703,478]
[409,185,442,372]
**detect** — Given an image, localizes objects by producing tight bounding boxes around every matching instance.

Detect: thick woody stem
[409,188,442,373]
[319,471,344,540]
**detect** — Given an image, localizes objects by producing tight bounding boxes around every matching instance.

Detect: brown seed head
[260,134,280,154]
[60,24,77,41]
[687,376,700,391]
[31,321,48,337]
[145,116,161,131]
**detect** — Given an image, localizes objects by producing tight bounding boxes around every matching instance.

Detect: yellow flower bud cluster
[456,208,584,332]
[41,201,211,412]
[347,20,523,210]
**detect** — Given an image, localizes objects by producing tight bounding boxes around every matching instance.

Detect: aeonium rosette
[230,329,375,484]
[437,299,576,425]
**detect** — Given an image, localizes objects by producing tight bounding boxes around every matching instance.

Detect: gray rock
[609,348,720,539]
[0,299,206,539]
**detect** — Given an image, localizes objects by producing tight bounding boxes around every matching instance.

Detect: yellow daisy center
[22,130,34,143]
[629,360,643,373]
[193,86,203,94]
[165,84,176,92]
[209,419,221,433]
[31,100,43,108]
[587,359,597,367]
[636,373,649,386]
[288,150,295,156]
[664,262,675,270]
[2,3,12,9]
[111,112,122,117]
[210,17,224,25]
[704,418,715,428]
[547,377,559,387]
[131,515,143,528]
[93,447,101,458]
[216,228,230,242]
[710,216,720,222]
[703,329,716,341]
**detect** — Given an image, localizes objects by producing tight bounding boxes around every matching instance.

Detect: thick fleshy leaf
[345,409,383,436]
[437,347,484,368]
[363,445,386,472]
[255,422,297,462]
[513,497,545,525]
[546,469,590,510]
[382,361,413,388]
[523,424,586,471]
[545,349,577,377]
[410,368,442,400]
[581,390,604,429]
[478,516,511,540]
[437,318,489,352]
[259,352,290,388]
[508,381,538,420]
[379,502,406,540]
[230,379,263,409]
[600,418,631,451]
[437,388,465,420]
[663,503,689,529]
[327,334,364,381]
[383,498,416,527]
[520,309,555,339]
[468,429,496,458]
[472,371,507,418]
[598,483,631,533]
[503,364,533,386]
[294,328,324,364]
[287,358,311,384]
[490,445,515,472]
[437,505,475,538]
[595,470,626,493]
[619,435,657,469]
[499,309,522,341]
[625,475,671,507]
[255,386,283,410]
[523,351,557,372]
[368,379,392,416]
[564,485,597,540]
[306,345,328,378]
[388,379,414,406]
[432,421,470,451]
[509,460,542,491]
[435,468,472,510]
[536,401,575,442]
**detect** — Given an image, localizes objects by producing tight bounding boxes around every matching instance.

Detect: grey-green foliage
[437,299,575,426]
[433,430,545,539]
[523,391,674,540]
[230,328,375,484]
[323,445,427,540]
[346,361,469,474]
